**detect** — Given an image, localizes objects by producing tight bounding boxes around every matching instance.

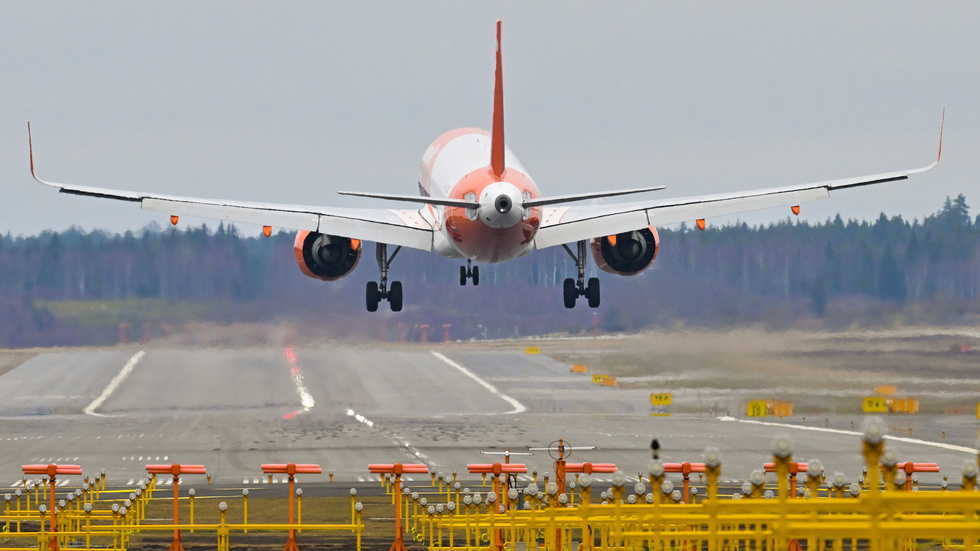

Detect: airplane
[29,21,942,313]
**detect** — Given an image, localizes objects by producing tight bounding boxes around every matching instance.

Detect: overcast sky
[1,2,976,237]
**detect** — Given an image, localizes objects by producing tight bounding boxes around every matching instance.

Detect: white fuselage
[419,128,542,263]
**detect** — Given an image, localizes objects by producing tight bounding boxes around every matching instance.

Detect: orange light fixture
[607,235,617,246]
[262,225,272,237]
[170,215,179,226]
[696,219,706,231]
[350,238,361,251]
[791,205,800,216]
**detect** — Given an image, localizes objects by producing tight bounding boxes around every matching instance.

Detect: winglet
[904,109,945,177]
[490,20,505,180]
[28,122,37,180]
[27,122,55,187]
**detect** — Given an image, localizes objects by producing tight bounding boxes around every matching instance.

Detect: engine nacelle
[293,231,362,281]
[590,226,659,276]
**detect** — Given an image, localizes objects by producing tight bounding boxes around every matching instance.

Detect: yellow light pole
[770,434,793,550]
[242,489,249,533]
[648,460,664,504]
[577,475,593,551]
[703,448,722,551]
[217,502,229,551]
[354,501,364,551]
[296,488,303,533]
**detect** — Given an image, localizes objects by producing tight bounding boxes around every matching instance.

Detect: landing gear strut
[366,243,403,312]
[562,240,600,309]
[459,259,480,286]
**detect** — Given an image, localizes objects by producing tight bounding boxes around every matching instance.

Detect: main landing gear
[459,259,480,286]
[366,243,403,312]
[562,240,600,309]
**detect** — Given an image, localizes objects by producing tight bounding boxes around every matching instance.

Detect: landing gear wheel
[366,282,380,312]
[472,266,480,286]
[563,278,577,309]
[586,277,601,308]
[459,266,467,286]
[389,281,403,312]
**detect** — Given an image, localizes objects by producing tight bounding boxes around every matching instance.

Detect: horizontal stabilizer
[338,191,478,209]
[524,186,665,208]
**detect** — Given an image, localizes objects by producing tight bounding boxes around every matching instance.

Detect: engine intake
[294,231,362,281]
[591,226,659,276]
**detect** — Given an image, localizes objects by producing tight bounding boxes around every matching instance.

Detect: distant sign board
[862,397,888,413]
[747,401,768,417]
[592,374,616,386]
[525,347,540,354]
[650,393,672,406]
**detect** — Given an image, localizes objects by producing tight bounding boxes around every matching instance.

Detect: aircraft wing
[535,154,941,250]
[29,130,433,251]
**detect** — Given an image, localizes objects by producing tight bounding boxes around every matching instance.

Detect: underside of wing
[29,127,433,250]
[536,111,943,250]
[535,163,939,250]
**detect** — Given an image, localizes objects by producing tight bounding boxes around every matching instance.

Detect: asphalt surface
[0,344,976,501]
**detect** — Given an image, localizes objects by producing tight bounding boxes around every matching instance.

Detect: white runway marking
[57,479,69,487]
[252,478,259,484]
[718,416,977,454]
[84,351,146,417]
[430,352,526,414]
[126,480,134,486]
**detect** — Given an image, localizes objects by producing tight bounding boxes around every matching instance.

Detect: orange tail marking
[490,20,505,180]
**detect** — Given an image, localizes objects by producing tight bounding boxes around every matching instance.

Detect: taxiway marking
[84,351,146,417]
[718,416,976,454]
[430,352,526,414]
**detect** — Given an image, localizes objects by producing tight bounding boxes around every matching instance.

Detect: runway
[0,343,976,495]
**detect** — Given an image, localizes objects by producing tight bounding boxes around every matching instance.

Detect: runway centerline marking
[430,352,526,414]
[718,416,976,454]
[84,351,146,417]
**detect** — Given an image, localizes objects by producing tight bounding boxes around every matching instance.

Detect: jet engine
[293,231,362,281]
[590,226,659,276]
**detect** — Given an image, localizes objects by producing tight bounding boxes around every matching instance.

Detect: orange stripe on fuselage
[444,167,540,263]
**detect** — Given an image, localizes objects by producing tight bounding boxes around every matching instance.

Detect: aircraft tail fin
[490,20,505,180]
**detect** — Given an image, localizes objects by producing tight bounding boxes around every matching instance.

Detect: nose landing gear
[459,259,480,286]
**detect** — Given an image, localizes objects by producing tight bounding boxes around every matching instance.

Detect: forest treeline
[2,195,979,347]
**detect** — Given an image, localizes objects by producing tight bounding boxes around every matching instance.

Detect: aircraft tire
[366,282,380,312]
[586,277,601,308]
[563,278,577,309]
[389,281,403,312]
[472,266,480,285]
[459,266,467,286]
